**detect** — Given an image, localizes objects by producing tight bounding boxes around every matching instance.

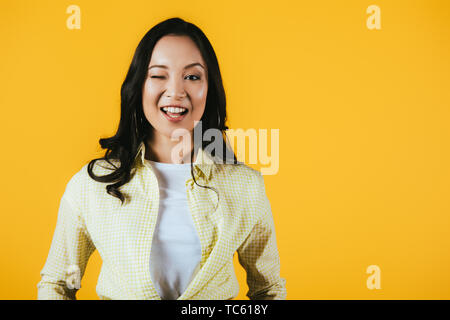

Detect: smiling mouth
[160,107,189,121]
[160,108,189,116]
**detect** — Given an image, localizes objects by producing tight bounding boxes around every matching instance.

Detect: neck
[145,131,197,164]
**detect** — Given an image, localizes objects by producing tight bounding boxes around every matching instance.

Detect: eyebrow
[148,62,205,70]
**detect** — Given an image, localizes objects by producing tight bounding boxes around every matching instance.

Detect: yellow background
[1,0,449,299]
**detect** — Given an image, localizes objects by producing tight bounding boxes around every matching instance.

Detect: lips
[160,107,188,115]
[160,107,188,122]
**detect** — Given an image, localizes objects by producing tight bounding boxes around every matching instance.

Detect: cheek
[193,84,207,100]
[189,84,208,117]
[142,83,160,110]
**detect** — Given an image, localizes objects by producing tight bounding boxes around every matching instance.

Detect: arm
[37,195,96,300]
[237,172,287,300]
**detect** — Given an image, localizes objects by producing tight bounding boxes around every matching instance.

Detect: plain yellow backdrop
[1,0,449,299]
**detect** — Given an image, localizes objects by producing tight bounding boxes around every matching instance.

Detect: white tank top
[146,159,202,300]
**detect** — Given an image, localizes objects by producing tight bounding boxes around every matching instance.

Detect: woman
[37,17,286,300]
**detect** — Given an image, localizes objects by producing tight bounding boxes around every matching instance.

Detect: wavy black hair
[87,17,237,206]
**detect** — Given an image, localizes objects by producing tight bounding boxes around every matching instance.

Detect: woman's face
[142,35,208,140]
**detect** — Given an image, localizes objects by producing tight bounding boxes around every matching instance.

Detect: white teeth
[162,106,186,113]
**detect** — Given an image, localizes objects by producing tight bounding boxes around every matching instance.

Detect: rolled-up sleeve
[37,194,96,300]
[237,172,287,300]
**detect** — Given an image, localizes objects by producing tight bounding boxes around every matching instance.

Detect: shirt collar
[134,141,214,181]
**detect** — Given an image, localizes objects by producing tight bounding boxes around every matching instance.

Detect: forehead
[149,35,205,67]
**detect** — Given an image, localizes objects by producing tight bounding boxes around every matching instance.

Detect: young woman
[37,17,286,300]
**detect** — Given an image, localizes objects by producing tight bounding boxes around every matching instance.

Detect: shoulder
[220,162,262,180]
[63,158,121,201]
[214,162,266,196]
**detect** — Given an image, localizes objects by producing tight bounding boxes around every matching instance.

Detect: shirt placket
[140,162,163,300]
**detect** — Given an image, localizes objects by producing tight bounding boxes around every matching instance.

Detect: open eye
[185,75,200,80]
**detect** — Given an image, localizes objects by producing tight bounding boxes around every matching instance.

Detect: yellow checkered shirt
[37,141,287,300]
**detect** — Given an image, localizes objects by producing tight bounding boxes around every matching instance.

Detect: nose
[165,77,186,99]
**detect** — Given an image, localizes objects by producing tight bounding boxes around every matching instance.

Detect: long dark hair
[87,17,237,206]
